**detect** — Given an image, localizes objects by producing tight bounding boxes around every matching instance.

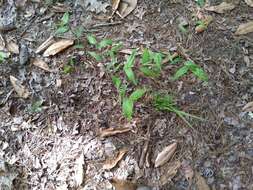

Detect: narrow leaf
[129,88,146,102]
[122,98,134,120]
[125,49,137,67]
[112,76,122,90]
[61,12,70,25]
[88,51,103,61]
[124,67,137,85]
[98,39,113,49]
[87,34,97,45]
[141,48,151,65]
[173,65,189,80]
[55,26,69,34]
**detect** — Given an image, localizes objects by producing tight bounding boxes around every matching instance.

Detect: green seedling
[105,42,123,72]
[153,93,203,128]
[55,12,70,35]
[63,57,75,74]
[140,49,163,78]
[173,60,208,81]
[0,51,7,63]
[29,100,43,113]
[195,0,205,7]
[167,53,183,65]
[124,50,137,85]
[73,26,85,49]
[178,24,188,33]
[122,88,146,120]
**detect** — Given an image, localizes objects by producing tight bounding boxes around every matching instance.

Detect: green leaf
[129,88,146,102]
[125,49,137,67]
[178,24,188,33]
[63,65,73,74]
[196,0,205,7]
[140,66,160,78]
[98,39,113,49]
[124,67,137,85]
[191,67,208,81]
[112,76,121,90]
[122,98,134,120]
[110,42,123,53]
[73,26,84,39]
[74,43,84,49]
[141,48,151,65]
[30,100,43,113]
[87,34,97,45]
[170,56,183,65]
[154,52,162,70]
[0,51,7,63]
[173,65,189,80]
[55,26,69,34]
[61,12,70,25]
[88,51,103,61]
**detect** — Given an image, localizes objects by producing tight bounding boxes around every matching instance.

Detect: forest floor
[0,0,253,189]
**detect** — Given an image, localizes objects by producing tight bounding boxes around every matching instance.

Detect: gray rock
[0,0,16,31]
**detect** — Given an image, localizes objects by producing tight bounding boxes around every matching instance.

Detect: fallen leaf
[43,39,74,57]
[244,0,253,7]
[118,0,137,18]
[160,161,181,185]
[195,172,210,190]
[112,0,121,14]
[32,58,51,72]
[205,2,235,13]
[35,36,55,54]
[100,127,131,138]
[103,148,127,170]
[235,21,253,35]
[6,41,19,54]
[155,142,177,167]
[10,76,30,99]
[242,101,253,112]
[109,178,137,190]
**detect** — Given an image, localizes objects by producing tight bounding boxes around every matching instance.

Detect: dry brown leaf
[43,39,74,57]
[6,41,19,54]
[160,161,181,185]
[110,178,137,190]
[195,172,210,190]
[32,58,51,72]
[205,2,235,13]
[235,21,253,35]
[35,36,55,54]
[100,127,131,138]
[244,0,253,7]
[10,76,30,99]
[118,0,137,18]
[154,142,177,168]
[242,101,253,112]
[103,148,127,170]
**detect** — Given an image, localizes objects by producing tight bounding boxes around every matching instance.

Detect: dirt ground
[0,0,253,189]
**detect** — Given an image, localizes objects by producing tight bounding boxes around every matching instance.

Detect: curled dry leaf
[244,0,253,7]
[154,142,177,168]
[242,101,253,112]
[100,127,131,138]
[35,36,55,54]
[160,160,181,185]
[205,2,235,13]
[235,21,253,35]
[195,172,210,190]
[43,39,74,57]
[10,76,30,99]
[103,148,128,170]
[118,0,137,18]
[32,58,51,72]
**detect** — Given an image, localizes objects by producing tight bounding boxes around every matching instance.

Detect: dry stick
[139,122,151,168]
[90,21,122,29]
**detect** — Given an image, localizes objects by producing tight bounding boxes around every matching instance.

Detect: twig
[90,21,122,29]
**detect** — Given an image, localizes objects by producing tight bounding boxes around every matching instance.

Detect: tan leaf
[160,161,181,185]
[242,101,253,112]
[118,0,137,18]
[155,142,177,167]
[109,178,137,190]
[244,0,253,7]
[103,148,127,170]
[10,76,30,99]
[43,39,73,57]
[32,58,51,72]
[35,36,55,54]
[100,127,131,138]
[6,41,19,54]
[235,21,253,35]
[205,2,235,13]
[195,172,210,190]
[112,0,121,12]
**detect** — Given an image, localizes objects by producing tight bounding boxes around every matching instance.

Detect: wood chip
[118,0,137,18]
[242,101,253,112]
[205,2,235,13]
[100,127,131,138]
[235,21,253,35]
[103,148,127,170]
[32,58,51,72]
[35,36,55,54]
[10,76,30,99]
[154,142,177,168]
[43,39,74,57]
[195,172,210,190]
